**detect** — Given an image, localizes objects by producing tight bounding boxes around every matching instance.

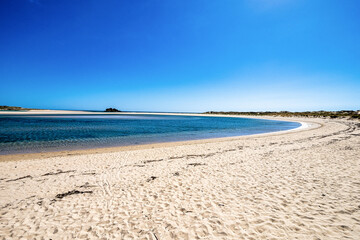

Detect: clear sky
[0,0,359,112]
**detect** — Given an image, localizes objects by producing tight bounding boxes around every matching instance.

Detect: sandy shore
[0,115,359,239]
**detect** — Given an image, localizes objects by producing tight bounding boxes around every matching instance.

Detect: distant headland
[204,110,360,119]
[0,105,34,111]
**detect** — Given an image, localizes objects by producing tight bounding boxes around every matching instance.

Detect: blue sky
[0,0,359,112]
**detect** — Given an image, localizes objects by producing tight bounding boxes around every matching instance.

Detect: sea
[0,114,301,155]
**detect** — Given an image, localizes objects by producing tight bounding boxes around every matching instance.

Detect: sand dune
[0,117,359,239]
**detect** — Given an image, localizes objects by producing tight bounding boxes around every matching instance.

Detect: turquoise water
[0,114,301,154]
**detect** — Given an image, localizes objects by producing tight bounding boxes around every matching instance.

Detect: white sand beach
[0,114,359,239]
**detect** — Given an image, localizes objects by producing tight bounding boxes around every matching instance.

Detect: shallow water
[0,114,301,154]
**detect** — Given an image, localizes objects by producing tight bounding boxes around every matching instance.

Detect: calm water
[0,114,301,154]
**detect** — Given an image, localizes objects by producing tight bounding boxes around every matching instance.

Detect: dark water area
[0,114,301,155]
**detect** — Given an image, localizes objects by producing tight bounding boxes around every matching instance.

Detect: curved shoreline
[0,113,311,162]
[1,116,359,239]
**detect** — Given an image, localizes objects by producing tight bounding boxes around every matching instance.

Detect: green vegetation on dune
[204,110,360,119]
[0,105,33,111]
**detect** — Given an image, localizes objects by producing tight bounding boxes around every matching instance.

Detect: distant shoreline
[1,108,359,119]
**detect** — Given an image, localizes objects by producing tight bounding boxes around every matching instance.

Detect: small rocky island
[105,108,121,112]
